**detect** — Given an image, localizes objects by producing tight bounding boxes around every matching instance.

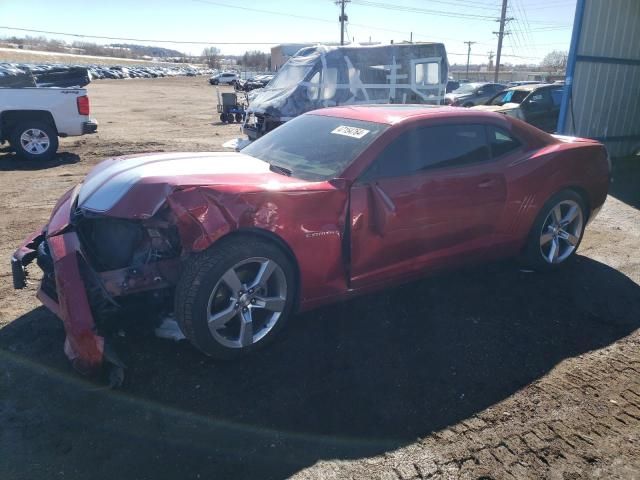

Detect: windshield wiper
[269,163,293,176]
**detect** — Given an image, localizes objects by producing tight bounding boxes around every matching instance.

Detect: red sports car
[12,106,610,375]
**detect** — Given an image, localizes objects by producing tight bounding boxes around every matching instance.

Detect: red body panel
[13,107,610,370]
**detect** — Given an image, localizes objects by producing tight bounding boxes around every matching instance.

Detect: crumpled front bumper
[11,188,105,374]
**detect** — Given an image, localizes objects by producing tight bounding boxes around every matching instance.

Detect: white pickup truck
[0,87,98,160]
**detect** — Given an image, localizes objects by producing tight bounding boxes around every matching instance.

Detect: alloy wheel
[20,128,50,155]
[539,199,584,264]
[207,257,287,348]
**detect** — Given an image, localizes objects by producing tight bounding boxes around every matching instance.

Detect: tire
[175,236,296,359]
[10,121,58,161]
[522,190,587,271]
[227,114,235,123]
[235,113,243,123]
[462,101,474,108]
[220,113,227,123]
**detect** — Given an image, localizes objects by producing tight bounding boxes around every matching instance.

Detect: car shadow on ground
[0,149,80,170]
[610,156,640,209]
[1,256,639,480]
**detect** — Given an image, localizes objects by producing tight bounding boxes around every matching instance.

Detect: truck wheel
[220,113,228,123]
[10,121,58,161]
[175,236,296,359]
[235,113,243,123]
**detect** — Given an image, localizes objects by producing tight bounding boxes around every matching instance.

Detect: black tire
[220,113,227,123]
[10,121,58,161]
[227,114,235,123]
[175,236,296,359]
[462,101,474,108]
[522,190,587,271]
[235,113,243,123]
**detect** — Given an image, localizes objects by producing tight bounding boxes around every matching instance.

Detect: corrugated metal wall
[559,0,640,157]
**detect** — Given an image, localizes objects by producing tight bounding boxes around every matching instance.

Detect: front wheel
[10,121,58,161]
[523,190,587,271]
[175,237,296,359]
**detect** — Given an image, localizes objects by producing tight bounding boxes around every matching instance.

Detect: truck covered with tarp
[242,42,448,140]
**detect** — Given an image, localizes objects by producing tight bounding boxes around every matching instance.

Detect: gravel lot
[1,76,639,480]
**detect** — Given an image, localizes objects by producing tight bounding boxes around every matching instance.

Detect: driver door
[349,123,508,289]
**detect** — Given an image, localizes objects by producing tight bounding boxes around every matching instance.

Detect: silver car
[445,82,507,107]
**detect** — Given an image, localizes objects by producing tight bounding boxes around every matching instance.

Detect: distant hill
[109,44,184,58]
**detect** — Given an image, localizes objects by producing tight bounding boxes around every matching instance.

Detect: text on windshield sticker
[331,126,370,139]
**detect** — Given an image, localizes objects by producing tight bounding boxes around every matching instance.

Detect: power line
[348,0,503,11]
[0,26,325,45]
[350,0,500,21]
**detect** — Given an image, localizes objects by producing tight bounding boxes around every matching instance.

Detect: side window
[365,124,490,179]
[550,87,564,107]
[487,126,521,158]
[526,90,552,111]
[415,62,439,85]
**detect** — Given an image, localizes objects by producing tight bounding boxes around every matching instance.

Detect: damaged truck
[242,42,449,140]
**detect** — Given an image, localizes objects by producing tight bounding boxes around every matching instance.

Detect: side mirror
[329,178,351,190]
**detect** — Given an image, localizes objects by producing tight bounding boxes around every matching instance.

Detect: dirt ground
[1,76,639,480]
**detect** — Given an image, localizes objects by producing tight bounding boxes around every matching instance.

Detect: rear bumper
[82,119,98,134]
[11,192,104,374]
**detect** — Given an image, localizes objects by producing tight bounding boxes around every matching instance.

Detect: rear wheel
[523,190,586,270]
[175,237,296,359]
[10,121,58,161]
[235,113,243,123]
[220,113,228,123]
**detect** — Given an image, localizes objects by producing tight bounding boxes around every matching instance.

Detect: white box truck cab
[242,42,448,140]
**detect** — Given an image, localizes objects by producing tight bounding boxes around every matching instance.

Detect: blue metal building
[558,0,640,157]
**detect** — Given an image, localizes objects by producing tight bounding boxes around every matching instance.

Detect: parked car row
[89,64,209,80]
[234,74,274,92]
[441,80,565,132]
[0,62,211,82]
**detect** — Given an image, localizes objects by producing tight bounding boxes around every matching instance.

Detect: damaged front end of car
[12,184,184,383]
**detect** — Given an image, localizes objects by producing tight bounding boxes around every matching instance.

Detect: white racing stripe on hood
[78,152,269,213]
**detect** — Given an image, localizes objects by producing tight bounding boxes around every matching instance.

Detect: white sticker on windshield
[331,125,370,139]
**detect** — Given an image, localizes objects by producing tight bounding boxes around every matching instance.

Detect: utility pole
[336,0,350,46]
[494,0,511,82]
[464,41,476,79]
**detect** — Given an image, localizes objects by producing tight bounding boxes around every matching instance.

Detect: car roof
[504,83,554,92]
[309,104,514,125]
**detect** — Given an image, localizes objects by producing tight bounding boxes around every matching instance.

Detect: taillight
[77,95,90,115]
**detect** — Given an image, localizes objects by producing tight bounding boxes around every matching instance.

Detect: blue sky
[0,0,576,64]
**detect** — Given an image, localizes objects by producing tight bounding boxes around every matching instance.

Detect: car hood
[445,92,473,100]
[471,103,520,112]
[77,152,318,219]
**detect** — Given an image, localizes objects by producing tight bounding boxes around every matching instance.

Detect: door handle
[478,179,497,188]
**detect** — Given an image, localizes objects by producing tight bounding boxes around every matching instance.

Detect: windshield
[242,114,387,181]
[489,89,530,106]
[452,83,479,94]
[267,64,313,90]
